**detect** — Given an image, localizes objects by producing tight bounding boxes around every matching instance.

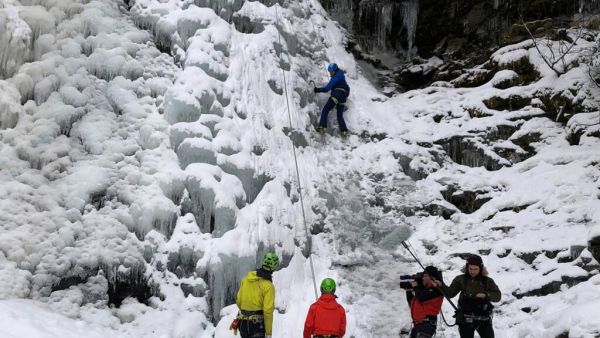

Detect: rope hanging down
[274,3,319,300]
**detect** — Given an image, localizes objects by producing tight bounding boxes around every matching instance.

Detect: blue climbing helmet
[327,63,338,73]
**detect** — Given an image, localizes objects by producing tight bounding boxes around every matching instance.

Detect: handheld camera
[399,272,423,289]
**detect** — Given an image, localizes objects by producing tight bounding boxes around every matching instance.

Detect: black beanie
[424,266,443,281]
[467,255,483,268]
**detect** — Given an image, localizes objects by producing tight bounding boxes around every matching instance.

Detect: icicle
[378,4,394,49]
[334,0,353,11]
[494,0,500,10]
[0,5,32,78]
[401,0,419,60]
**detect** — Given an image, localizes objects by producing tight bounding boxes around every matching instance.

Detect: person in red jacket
[402,266,444,338]
[303,278,346,338]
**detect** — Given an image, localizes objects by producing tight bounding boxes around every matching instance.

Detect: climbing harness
[237,310,265,323]
[231,310,266,337]
[461,313,492,323]
[333,87,347,95]
[274,3,319,300]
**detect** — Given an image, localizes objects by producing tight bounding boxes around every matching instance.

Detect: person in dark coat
[313,63,350,137]
[404,266,444,338]
[435,255,501,338]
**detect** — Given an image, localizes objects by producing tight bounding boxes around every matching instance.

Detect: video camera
[399,272,423,289]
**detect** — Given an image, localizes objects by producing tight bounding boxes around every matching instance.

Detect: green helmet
[320,278,336,294]
[262,252,279,272]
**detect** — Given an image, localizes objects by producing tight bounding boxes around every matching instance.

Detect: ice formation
[1,0,600,337]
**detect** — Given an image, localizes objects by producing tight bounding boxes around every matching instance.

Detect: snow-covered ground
[1,0,600,337]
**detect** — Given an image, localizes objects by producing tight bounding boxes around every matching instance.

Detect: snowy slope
[1,0,600,337]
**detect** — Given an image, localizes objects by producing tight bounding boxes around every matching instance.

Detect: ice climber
[303,278,347,338]
[233,252,279,338]
[435,255,501,338]
[313,63,350,137]
[403,266,444,338]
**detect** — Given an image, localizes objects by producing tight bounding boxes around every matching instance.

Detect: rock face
[590,236,600,264]
[325,0,599,57]
[321,0,600,90]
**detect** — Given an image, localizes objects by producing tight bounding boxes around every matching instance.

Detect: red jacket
[408,287,443,322]
[303,294,346,338]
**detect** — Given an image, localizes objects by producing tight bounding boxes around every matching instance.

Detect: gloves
[313,87,319,93]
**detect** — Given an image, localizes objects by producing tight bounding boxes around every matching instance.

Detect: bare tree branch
[553,29,584,71]
[520,16,584,75]
[520,16,561,75]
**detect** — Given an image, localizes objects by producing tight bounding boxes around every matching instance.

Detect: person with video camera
[400,266,444,338]
[435,255,501,338]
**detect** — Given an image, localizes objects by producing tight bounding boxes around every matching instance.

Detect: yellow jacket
[236,270,275,335]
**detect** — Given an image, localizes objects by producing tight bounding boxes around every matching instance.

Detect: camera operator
[434,255,501,338]
[400,266,444,338]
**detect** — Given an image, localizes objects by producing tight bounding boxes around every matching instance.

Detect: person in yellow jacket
[234,252,279,338]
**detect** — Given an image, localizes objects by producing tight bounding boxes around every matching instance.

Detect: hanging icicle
[401,0,419,60]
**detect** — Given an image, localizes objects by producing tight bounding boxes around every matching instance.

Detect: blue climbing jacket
[316,70,350,104]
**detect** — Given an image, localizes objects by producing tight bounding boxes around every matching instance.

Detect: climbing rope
[274,2,319,300]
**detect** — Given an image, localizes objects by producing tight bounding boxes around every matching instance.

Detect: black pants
[239,319,265,338]
[458,321,494,338]
[410,322,436,338]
